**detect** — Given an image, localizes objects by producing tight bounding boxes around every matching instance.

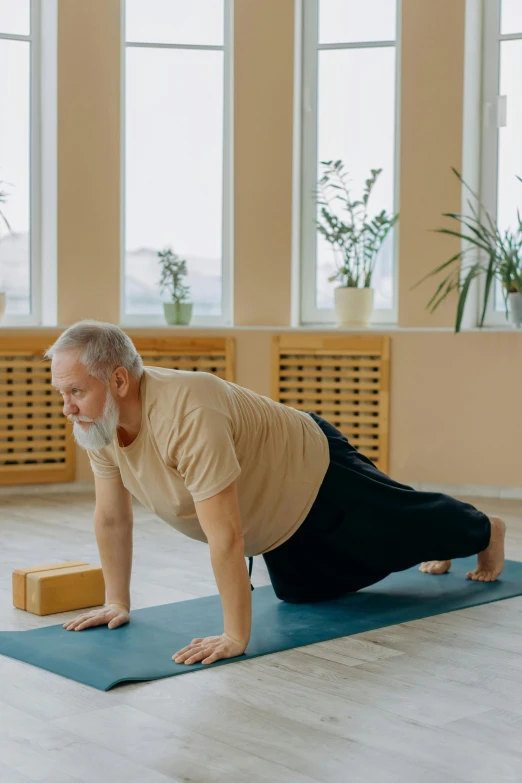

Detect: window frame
[298,0,401,326]
[120,0,234,328]
[479,0,522,327]
[0,0,43,326]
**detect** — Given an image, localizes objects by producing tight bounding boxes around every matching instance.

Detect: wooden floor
[1,492,522,782]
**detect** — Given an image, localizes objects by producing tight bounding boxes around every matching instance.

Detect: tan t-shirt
[87,367,330,557]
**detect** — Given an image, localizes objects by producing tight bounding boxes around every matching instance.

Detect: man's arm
[93,474,134,610]
[63,474,133,631]
[195,480,252,646]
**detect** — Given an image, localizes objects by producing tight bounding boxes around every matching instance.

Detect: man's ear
[112,366,130,396]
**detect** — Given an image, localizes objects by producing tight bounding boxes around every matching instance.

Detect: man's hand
[172,633,247,665]
[62,604,130,631]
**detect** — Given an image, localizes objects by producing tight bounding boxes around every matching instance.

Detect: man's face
[51,350,120,451]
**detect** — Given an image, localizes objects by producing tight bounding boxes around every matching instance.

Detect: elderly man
[46,320,506,666]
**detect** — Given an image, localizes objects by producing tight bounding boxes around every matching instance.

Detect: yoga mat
[1,556,522,691]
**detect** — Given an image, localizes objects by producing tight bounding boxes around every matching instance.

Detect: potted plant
[158,247,193,326]
[414,168,522,331]
[0,180,10,324]
[315,160,398,326]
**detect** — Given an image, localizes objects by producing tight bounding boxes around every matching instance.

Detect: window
[482,0,522,323]
[122,0,233,325]
[300,0,400,325]
[0,0,39,322]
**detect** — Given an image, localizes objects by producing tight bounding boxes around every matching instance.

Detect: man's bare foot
[419,560,452,575]
[466,515,506,582]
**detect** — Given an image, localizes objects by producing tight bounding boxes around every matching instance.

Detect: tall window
[123,0,232,325]
[482,0,522,321]
[300,0,399,324]
[0,0,37,320]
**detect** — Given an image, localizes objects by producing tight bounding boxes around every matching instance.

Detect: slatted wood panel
[0,336,75,485]
[130,336,235,381]
[271,335,390,472]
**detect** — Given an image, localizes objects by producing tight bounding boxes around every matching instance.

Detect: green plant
[315,160,398,289]
[157,247,191,304]
[414,168,522,332]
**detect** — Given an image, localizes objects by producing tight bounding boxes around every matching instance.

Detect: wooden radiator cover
[0,335,235,486]
[271,335,390,472]
[0,336,75,485]
[130,336,235,382]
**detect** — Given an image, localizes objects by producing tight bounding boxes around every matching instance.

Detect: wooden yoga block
[12,560,106,616]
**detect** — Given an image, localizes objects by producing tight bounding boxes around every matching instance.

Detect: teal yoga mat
[1,556,522,691]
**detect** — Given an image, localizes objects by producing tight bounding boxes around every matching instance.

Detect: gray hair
[44,320,144,385]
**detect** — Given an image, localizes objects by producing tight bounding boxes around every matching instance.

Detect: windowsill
[0,322,520,334]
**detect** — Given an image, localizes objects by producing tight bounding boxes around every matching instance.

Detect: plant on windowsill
[414,168,522,332]
[315,160,398,327]
[158,247,193,326]
[0,180,11,325]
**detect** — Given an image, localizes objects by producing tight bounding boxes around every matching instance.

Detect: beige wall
[234,0,295,326]
[49,1,522,488]
[398,0,465,327]
[58,0,121,326]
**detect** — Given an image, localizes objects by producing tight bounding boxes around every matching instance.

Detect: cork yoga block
[13,561,106,616]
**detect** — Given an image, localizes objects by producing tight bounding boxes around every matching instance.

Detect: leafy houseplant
[158,247,193,326]
[415,168,522,332]
[315,160,398,326]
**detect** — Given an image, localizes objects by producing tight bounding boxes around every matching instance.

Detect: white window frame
[0,0,47,326]
[298,0,401,326]
[120,0,234,328]
[480,0,522,327]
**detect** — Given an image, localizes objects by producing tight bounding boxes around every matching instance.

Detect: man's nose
[62,399,78,417]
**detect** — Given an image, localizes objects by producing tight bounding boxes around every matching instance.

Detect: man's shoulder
[145,368,228,418]
[145,367,225,395]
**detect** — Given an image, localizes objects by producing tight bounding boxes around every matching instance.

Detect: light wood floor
[1,492,522,782]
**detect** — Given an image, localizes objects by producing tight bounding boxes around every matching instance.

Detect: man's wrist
[223,631,249,647]
[108,600,130,612]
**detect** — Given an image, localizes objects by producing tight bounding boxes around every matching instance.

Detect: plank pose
[46,321,506,665]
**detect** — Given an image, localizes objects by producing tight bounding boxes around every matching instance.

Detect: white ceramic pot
[0,292,6,324]
[508,292,522,329]
[334,287,374,327]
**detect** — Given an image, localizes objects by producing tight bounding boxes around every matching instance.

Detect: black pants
[262,413,491,604]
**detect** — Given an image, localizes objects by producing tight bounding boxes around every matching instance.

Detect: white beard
[70,389,120,451]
